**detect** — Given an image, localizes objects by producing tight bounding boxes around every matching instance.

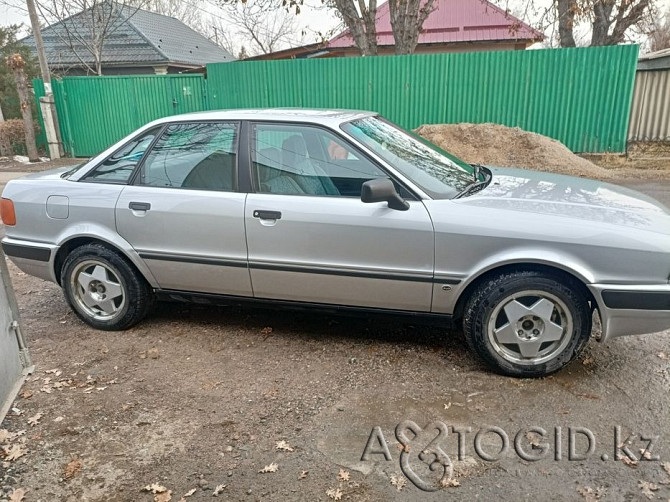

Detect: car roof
[152,108,377,126]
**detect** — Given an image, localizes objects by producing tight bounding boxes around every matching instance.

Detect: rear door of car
[242,120,435,312]
[115,121,252,297]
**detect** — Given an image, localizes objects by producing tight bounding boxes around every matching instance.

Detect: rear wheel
[62,244,153,330]
[462,270,591,377]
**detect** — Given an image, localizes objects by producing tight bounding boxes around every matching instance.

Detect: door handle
[129,202,151,211]
[253,210,281,220]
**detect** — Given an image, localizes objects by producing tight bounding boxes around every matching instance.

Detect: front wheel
[62,244,153,330]
[462,270,591,377]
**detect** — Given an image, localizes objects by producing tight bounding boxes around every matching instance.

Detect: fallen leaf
[326,487,343,500]
[577,485,606,501]
[155,490,172,502]
[260,327,273,335]
[526,431,542,447]
[390,474,407,491]
[337,468,350,482]
[0,429,13,443]
[213,485,226,496]
[662,461,670,476]
[443,402,451,410]
[148,347,160,359]
[53,416,64,423]
[275,440,294,452]
[441,478,460,488]
[638,480,658,499]
[7,488,27,502]
[177,488,196,502]
[582,356,594,366]
[639,448,652,460]
[621,455,638,467]
[64,457,82,479]
[259,462,278,473]
[657,352,670,360]
[143,483,169,494]
[3,444,27,461]
[20,390,33,399]
[299,470,308,479]
[27,412,43,427]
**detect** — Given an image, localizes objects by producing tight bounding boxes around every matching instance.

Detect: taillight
[1,198,16,226]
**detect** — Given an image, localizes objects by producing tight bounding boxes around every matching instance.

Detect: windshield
[341,116,478,199]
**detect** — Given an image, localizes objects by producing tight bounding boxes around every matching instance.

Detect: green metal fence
[207,45,638,153]
[35,45,639,156]
[34,74,207,157]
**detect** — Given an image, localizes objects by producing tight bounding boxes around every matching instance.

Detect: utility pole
[25,0,63,158]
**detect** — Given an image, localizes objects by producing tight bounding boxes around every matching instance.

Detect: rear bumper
[589,284,670,342]
[1,237,58,283]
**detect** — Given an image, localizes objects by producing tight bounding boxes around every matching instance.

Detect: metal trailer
[0,248,33,425]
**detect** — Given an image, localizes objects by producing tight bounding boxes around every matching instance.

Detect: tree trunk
[591,1,615,45]
[389,0,437,55]
[6,54,39,162]
[556,0,577,47]
[332,0,378,55]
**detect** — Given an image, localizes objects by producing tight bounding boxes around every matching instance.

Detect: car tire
[62,244,154,331]
[462,270,591,378]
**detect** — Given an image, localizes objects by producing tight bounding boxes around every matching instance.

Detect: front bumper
[589,284,670,342]
[1,237,58,283]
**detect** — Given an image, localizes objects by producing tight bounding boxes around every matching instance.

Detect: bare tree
[389,0,437,54]
[204,18,238,55]
[219,0,302,55]
[129,0,207,32]
[327,0,378,55]
[34,0,142,75]
[5,54,39,161]
[284,0,438,56]
[642,6,670,51]
[507,0,656,47]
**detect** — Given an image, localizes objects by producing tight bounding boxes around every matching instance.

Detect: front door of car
[244,122,435,312]
[115,121,253,297]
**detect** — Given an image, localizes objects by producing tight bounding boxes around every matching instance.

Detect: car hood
[456,166,670,232]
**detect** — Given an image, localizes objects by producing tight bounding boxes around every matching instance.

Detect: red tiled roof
[327,0,544,48]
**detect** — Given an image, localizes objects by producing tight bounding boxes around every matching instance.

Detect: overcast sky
[1,0,668,51]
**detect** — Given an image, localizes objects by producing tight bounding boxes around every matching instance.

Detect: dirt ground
[2,152,670,501]
[416,123,670,181]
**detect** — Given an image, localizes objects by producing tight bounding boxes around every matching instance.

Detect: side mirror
[361,179,410,211]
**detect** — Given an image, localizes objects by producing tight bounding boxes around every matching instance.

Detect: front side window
[251,123,389,197]
[139,122,238,191]
[341,116,476,199]
[84,127,160,183]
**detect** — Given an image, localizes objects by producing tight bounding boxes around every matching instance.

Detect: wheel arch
[452,262,598,323]
[54,235,157,288]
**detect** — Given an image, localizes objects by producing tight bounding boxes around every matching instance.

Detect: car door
[115,121,252,297]
[244,121,435,312]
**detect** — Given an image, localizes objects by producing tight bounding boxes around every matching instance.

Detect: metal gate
[0,249,32,424]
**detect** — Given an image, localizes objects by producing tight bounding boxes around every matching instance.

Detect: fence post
[39,96,60,159]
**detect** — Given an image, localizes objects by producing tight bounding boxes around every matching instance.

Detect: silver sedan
[2,109,670,377]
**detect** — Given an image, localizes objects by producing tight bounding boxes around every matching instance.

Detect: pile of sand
[415,123,611,180]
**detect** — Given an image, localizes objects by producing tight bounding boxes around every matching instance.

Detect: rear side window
[84,127,161,183]
[139,122,238,191]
